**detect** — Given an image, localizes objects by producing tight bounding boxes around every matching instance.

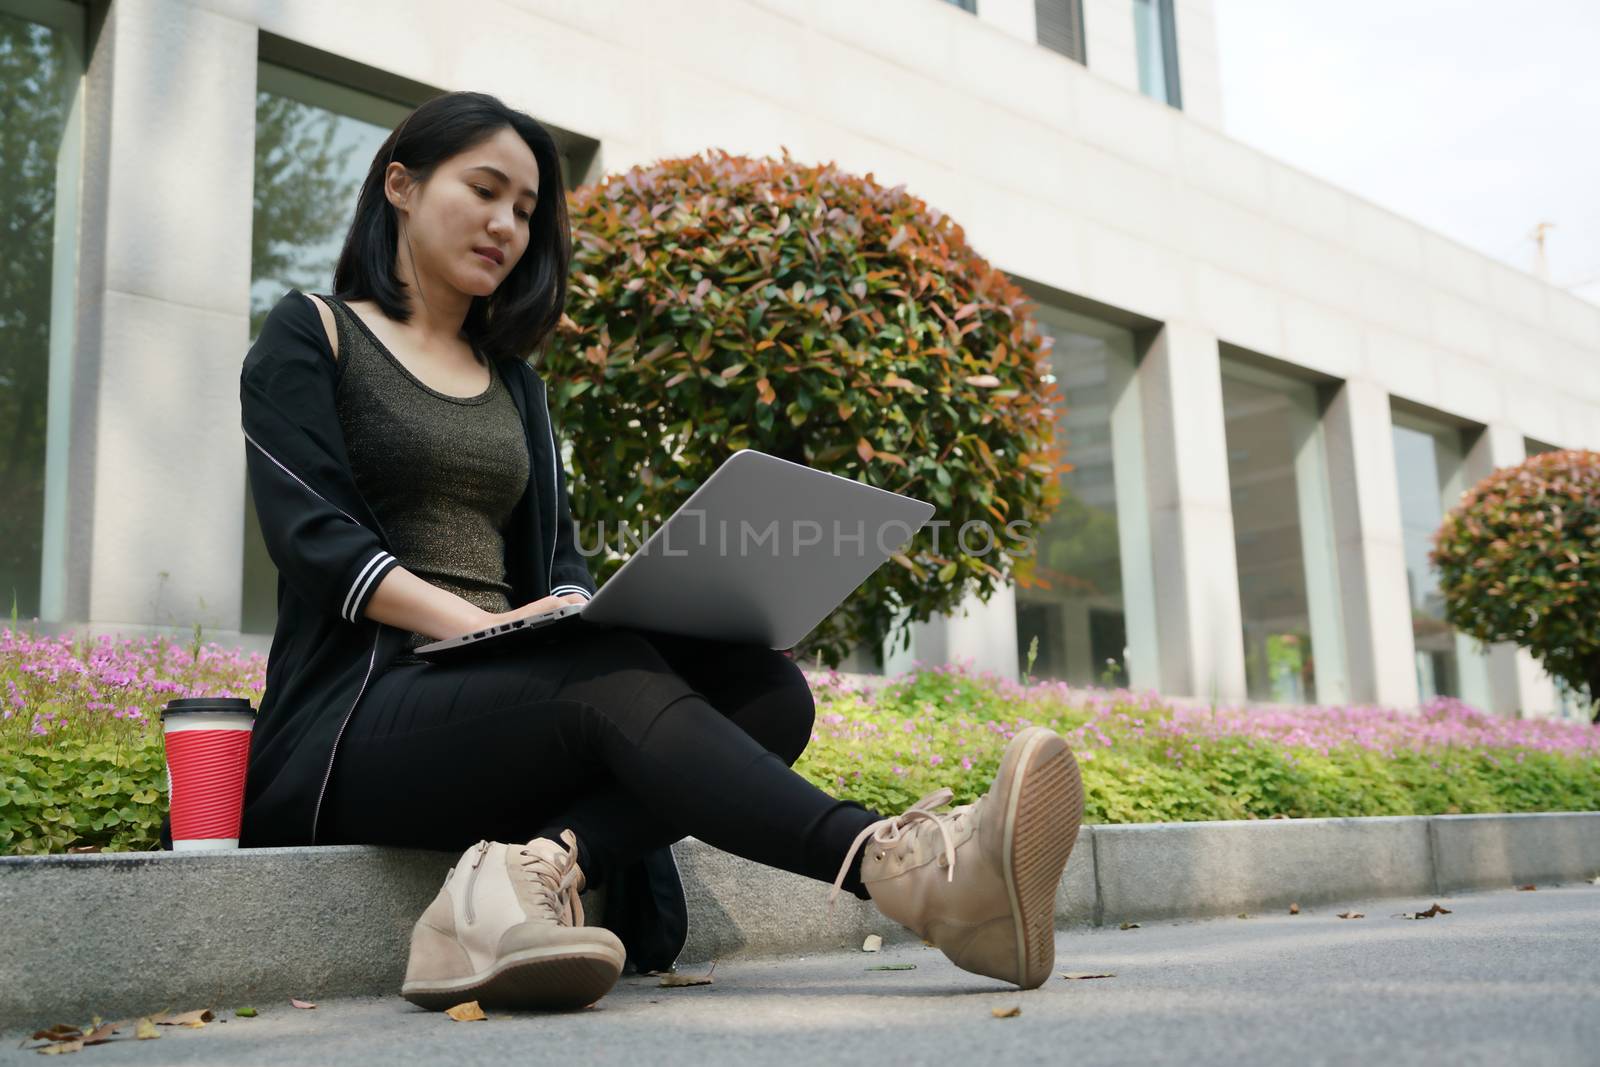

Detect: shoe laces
[516,827,586,927]
[828,788,964,915]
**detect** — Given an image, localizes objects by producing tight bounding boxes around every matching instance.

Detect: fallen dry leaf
[865,964,917,971]
[1399,903,1453,920]
[1060,972,1116,980]
[1336,912,1365,920]
[1236,913,1250,919]
[290,999,316,1010]
[80,1022,119,1046]
[659,962,716,988]
[135,1019,160,1040]
[862,934,883,953]
[29,1027,80,1043]
[992,1006,1022,1018]
[1119,922,1140,930]
[1288,903,1300,915]
[66,845,101,854]
[1517,885,1537,891]
[37,1039,84,1055]
[444,1001,486,1022]
[158,1009,213,1029]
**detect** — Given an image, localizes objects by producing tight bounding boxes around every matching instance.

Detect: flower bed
[1,628,267,854]
[2,629,1596,855]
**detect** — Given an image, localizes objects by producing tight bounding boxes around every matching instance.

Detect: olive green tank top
[324,295,530,652]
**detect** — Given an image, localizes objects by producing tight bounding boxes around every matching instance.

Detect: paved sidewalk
[7,884,1597,1065]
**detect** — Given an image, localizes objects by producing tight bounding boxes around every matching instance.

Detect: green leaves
[0,739,167,854]
[1431,449,1600,711]
[550,148,1063,666]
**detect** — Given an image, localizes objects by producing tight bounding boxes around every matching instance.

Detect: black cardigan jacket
[229,290,686,969]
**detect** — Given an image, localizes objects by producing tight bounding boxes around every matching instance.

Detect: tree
[1431,449,1600,722]
[248,93,363,337]
[547,149,1064,666]
[0,16,73,619]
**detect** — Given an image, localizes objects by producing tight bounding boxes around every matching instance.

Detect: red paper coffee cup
[162,698,255,850]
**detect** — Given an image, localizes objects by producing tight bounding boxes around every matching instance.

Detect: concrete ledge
[2,813,1595,1030]
[1091,816,1436,924]
[0,846,446,1030]
[1430,813,1600,893]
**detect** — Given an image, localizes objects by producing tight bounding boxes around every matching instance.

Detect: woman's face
[388,126,541,299]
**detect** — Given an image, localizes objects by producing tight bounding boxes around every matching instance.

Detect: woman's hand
[472,592,589,633]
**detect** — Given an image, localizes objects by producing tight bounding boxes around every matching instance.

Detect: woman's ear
[383,161,414,216]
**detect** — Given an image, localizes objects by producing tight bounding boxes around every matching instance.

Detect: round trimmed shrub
[546,149,1063,666]
[1431,449,1600,719]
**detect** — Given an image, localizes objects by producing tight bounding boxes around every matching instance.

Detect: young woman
[239,91,1084,1012]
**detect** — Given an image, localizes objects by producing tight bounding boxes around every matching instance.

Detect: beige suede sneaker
[830,726,1084,990]
[401,829,625,1011]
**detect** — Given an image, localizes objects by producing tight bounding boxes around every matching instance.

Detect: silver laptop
[414,449,935,661]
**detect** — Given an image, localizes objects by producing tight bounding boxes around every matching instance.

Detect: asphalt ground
[7,883,1598,1065]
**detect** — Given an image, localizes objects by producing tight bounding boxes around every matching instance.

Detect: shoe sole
[401,943,624,1012]
[997,727,1084,990]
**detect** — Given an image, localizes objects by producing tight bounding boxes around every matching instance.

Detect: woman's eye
[473,185,493,199]
[514,209,531,221]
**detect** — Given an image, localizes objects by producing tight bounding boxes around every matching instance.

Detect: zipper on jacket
[242,429,394,552]
[309,624,382,844]
[464,840,492,924]
[537,375,560,590]
[245,420,398,846]
[243,430,361,526]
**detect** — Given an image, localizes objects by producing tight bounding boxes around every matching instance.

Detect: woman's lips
[473,247,503,265]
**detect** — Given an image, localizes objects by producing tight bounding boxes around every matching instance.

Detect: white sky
[1211,0,1600,305]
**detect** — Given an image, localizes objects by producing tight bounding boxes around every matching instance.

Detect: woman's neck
[394,253,472,346]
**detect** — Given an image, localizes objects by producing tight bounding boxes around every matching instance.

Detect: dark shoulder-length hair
[333,91,571,365]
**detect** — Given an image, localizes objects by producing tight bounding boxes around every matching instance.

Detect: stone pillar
[1462,425,1561,717]
[1135,322,1246,702]
[1321,379,1420,708]
[59,0,256,634]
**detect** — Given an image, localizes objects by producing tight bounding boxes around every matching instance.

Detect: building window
[1013,306,1156,688]
[1391,413,1490,705]
[1524,437,1559,457]
[1132,0,1182,108]
[1035,0,1086,64]
[249,64,411,338]
[1221,362,1345,704]
[241,64,411,633]
[0,0,84,621]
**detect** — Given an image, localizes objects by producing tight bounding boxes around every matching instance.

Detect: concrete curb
[3,812,1596,1029]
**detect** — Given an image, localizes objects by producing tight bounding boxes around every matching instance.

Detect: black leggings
[320,628,880,897]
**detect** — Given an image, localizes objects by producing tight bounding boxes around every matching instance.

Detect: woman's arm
[362,565,491,641]
[362,566,591,641]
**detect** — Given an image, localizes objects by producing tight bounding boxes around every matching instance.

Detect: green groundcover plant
[4,630,1596,855]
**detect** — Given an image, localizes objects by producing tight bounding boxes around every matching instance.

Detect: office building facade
[4,0,1595,716]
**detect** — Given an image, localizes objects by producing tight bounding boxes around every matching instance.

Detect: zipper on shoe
[464,841,492,925]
